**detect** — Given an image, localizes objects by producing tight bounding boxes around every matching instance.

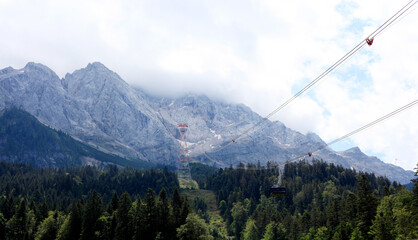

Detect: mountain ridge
[0,62,413,183]
[0,107,153,169]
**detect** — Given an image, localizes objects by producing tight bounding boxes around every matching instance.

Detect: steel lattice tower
[177,123,191,179]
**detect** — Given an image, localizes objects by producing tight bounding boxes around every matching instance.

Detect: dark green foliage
[356,174,378,240]
[143,188,158,239]
[193,197,208,215]
[262,221,286,240]
[0,161,178,206]
[172,188,183,227]
[156,188,171,239]
[107,191,119,214]
[35,211,60,240]
[201,159,411,239]
[0,160,191,240]
[81,190,103,240]
[6,198,28,240]
[176,213,210,240]
[114,192,132,240]
[0,212,5,240]
[0,158,415,239]
[190,162,219,188]
[57,201,82,240]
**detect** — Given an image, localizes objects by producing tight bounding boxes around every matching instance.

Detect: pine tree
[262,221,286,240]
[35,211,58,240]
[392,188,416,239]
[356,174,378,240]
[6,198,28,240]
[114,192,132,240]
[370,196,394,240]
[130,198,144,240]
[143,188,157,239]
[107,192,119,214]
[156,188,171,239]
[242,218,259,240]
[172,188,182,228]
[176,213,210,240]
[231,201,248,240]
[81,190,103,240]
[57,200,82,240]
[180,198,191,226]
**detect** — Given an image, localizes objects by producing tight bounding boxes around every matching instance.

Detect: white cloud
[0,0,417,170]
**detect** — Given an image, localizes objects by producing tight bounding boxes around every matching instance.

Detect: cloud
[1,0,417,170]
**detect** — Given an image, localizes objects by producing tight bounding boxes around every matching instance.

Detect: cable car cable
[231,0,417,144]
[203,0,418,156]
[285,98,418,164]
[370,0,418,40]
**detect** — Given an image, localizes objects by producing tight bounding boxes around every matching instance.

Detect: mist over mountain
[0,62,413,183]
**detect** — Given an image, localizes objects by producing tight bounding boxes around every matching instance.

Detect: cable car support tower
[177,123,191,179]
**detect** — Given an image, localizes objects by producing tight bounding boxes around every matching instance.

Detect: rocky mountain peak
[0,66,15,75]
[24,62,57,76]
[86,61,108,70]
[62,62,128,99]
[306,132,326,145]
[341,147,363,156]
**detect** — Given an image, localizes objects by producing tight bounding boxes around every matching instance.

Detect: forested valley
[0,160,417,239]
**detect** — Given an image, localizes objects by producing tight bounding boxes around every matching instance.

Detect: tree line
[0,187,194,240]
[0,160,417,239]
[0,161,178,206]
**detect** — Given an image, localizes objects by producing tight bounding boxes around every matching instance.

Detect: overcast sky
[1,0,417,171]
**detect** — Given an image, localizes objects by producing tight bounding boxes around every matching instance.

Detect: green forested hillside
[0,161,185,240]
[0,108,152,169]
[202,160,418,239]
[0,161,179,206]
[0,160,416,239]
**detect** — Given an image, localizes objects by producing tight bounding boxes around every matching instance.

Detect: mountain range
[0,62,413,183]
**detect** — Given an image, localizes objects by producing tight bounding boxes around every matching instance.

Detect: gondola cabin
[270,184,286,197]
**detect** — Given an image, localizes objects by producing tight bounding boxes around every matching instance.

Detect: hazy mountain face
[0,62,413,183]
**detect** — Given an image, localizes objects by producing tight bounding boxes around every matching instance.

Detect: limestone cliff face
[0,62,413,183]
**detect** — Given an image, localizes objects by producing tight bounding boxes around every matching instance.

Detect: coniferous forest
[0,160,417,239]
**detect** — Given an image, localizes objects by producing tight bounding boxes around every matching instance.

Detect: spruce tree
[356,174,378,240]
[81,190,103,240]
[114,192,132,240]
[262,221,286,240]
[56,200,82,240]
[231,201,248,240]
[370,196,394,240]
[242,218,259,240]
[6,198,28,240]
[107,192,119,214]
[144,188,157,239]
[172,188,182,228]
[157,188,170,239]
[35,211,58,240]
[130,198,144,240]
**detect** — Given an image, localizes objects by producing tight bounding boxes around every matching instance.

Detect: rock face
[0,108,152,169]
[0,62,414,183]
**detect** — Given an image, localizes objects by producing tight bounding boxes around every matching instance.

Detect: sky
[1,0,417,171]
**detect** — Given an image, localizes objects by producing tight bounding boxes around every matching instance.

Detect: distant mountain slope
[0,62,414,183]
[151,94,414,184]
[0,108,153,168]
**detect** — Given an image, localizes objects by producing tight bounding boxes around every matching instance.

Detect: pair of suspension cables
[204,0,418,162]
